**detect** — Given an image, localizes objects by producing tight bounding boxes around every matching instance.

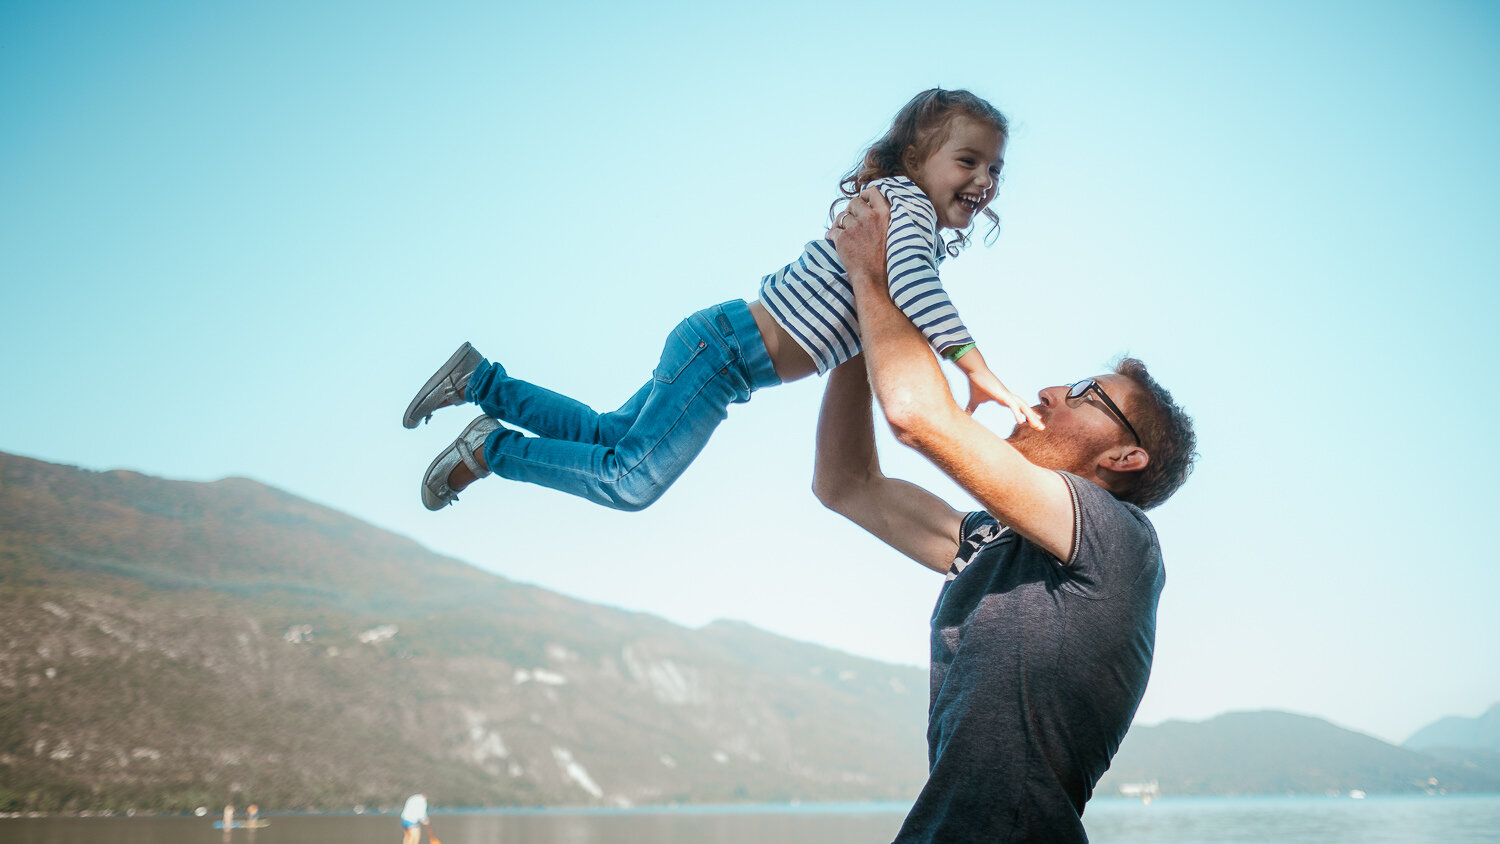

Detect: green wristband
[943,342,976,362]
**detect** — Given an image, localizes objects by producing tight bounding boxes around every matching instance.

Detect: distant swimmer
[400,793,432,844]
[213,803,269,831]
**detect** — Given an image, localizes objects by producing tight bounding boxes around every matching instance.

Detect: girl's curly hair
[834,88,1009,257]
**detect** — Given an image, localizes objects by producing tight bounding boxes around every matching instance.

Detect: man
[816,189,1196,842]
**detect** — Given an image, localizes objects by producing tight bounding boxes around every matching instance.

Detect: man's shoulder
[959,477,1155,541]
[1058,471,1154,524]
[1056,472,1161,568]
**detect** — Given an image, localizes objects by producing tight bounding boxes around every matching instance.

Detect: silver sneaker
[422,415,500,511]
[403,342,483,429]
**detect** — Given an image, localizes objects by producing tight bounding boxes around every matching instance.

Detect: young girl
[405,88,1043,512]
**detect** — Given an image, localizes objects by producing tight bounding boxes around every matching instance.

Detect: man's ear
[1098,444,1148,476]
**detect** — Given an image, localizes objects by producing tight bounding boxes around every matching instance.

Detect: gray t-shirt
[893,473,1165,844]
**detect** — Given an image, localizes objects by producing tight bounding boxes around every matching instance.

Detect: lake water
[3,795,1498,844]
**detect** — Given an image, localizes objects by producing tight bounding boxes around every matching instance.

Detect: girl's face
[905,116,1006,231]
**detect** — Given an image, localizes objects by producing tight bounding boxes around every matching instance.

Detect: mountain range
[1,451,1496,814]
[1099,710,1500,796]
[1405,702,1500,752]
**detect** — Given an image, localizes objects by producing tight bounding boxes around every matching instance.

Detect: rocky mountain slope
[0,452,929,814]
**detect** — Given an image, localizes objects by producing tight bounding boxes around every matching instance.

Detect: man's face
[1007,374,1139,474]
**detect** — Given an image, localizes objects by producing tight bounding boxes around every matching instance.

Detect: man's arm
[813,356,964,574]
[832,189,1076,560]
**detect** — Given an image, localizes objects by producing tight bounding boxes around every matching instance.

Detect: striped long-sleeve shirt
[759,175,974,375]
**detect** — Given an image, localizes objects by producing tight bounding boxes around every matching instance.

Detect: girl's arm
[878,180,973,356]
[951,346,1044,428]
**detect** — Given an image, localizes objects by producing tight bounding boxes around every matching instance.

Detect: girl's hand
[966,370,1044,430]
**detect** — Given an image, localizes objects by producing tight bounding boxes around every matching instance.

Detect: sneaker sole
[403,342,477,429]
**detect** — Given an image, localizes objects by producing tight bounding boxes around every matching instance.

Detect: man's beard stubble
[1007,423,1103,478]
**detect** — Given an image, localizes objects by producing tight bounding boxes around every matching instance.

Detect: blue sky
[3,0,1497,745]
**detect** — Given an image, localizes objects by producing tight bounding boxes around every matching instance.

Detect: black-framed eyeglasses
[1067,379,1141,446]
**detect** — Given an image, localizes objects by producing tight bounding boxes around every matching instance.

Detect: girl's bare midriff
[749,300,818,384]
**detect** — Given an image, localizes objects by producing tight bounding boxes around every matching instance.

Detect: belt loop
[715,305,737,356]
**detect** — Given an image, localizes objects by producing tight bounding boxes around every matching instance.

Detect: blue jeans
[465,300,781,511]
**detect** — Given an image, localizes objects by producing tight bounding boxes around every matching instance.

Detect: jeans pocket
[652,319,708,384]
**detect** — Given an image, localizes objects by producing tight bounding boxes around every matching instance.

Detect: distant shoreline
[8,793,1500,821]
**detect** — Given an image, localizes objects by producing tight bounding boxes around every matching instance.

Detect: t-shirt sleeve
[1059,473,1161,599]
[877,182,974,354]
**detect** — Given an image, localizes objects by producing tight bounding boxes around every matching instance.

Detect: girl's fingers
[1000,394,1044,430]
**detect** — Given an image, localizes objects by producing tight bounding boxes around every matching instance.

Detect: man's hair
[1112,357,1197,510]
